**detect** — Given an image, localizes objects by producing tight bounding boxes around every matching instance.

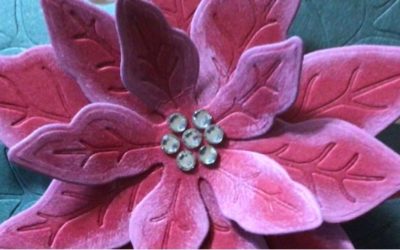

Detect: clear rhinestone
[192,110,213,129]
[204,125,224,144]
[160,134,180,154]
[176,150,196,172]
[182,128,202,149]
[168,113,187,133]
[199,145,218,166]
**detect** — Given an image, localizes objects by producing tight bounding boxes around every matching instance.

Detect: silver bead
[199,145,218,166]
[192,110,212,129]
[160,134,180,155]
[182,128,202,149]
[176,150,196,172]
[168,113,187,133]
[204,125,224,144]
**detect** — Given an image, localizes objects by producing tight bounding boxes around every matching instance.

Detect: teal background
[0,0,399,248]
[289,0,400,53]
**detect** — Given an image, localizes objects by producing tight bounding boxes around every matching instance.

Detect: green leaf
[343,198,400,248]
[0,0,114,56]
[0,0,48,55]
[377,123,400,153]
[0,144,50,223]
[290,0,400,53]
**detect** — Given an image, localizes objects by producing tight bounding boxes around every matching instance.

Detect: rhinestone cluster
[160,110,224,172]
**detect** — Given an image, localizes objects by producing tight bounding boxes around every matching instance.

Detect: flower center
[160,110,224,172]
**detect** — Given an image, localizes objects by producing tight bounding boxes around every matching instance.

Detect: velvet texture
[0,0,399,249]
[283,46,400,136]
[0,47,88,147]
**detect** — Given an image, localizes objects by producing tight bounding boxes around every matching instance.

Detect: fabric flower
[0,0,399,248]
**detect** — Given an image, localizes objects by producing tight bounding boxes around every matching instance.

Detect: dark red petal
[130,170,209,248]
[266,223,354,249]
[200,180,268,249]
[147,0,200,31]
[231,119,400,222]
[0,46,88,147]
[41,0,156,120]
[0,168,161,248]
[202,149,322,235]
[9,103,165,185]
[207,38,302,139]
[192,0,300,104]
[117,0,200,114]
[283,46,400,135]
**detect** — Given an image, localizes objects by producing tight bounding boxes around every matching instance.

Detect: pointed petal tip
[288,36,304,53]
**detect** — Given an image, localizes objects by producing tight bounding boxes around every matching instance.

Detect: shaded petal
[0,168,161,248]
[231,119,400,222]
[9,103,165,185]
[266,223,354,249]
[147,0,200,32]
[0,46,88,147]
[283,46,400,135]
[130,169,208,248]
[200,180,267,249]
[117,0,200,114]
[207,38,302,139]
[41,0,156,120]
[202,149,322,235]
[191,0,300,104]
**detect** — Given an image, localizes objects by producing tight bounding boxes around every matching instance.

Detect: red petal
[202,149,322,235]
[199,181,267,249]
[147,0,200,32]
[117,0,199,114]
[283,46,400,135]
[41,0,156,120]
[207,38,302,139]
[266,223,354,249]
[0,169,161,248]
[130,170,209,248]
[231,119,400,222]
[191,0,300,104]
[0,46,88,147]
[9,103,165,185]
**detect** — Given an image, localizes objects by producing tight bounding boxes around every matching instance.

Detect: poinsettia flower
[0,0,399,249]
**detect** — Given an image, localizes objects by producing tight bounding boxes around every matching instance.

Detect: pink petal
[266,223,354,249]
[191,0,300,104]
[201,149,322,235]
[117,0,200,114]
[41,0,156,120]
[147,0,200,32]
[130,168,209,248]
[231,119,400,222]
[283,46,400,135]
[0,46,88,147]
[0,168,161,248]
[207,38,302,139]
[200,181,267,249]
[9,103,165,185]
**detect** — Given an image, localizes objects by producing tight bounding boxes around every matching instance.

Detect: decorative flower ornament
[0,0,398,249]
